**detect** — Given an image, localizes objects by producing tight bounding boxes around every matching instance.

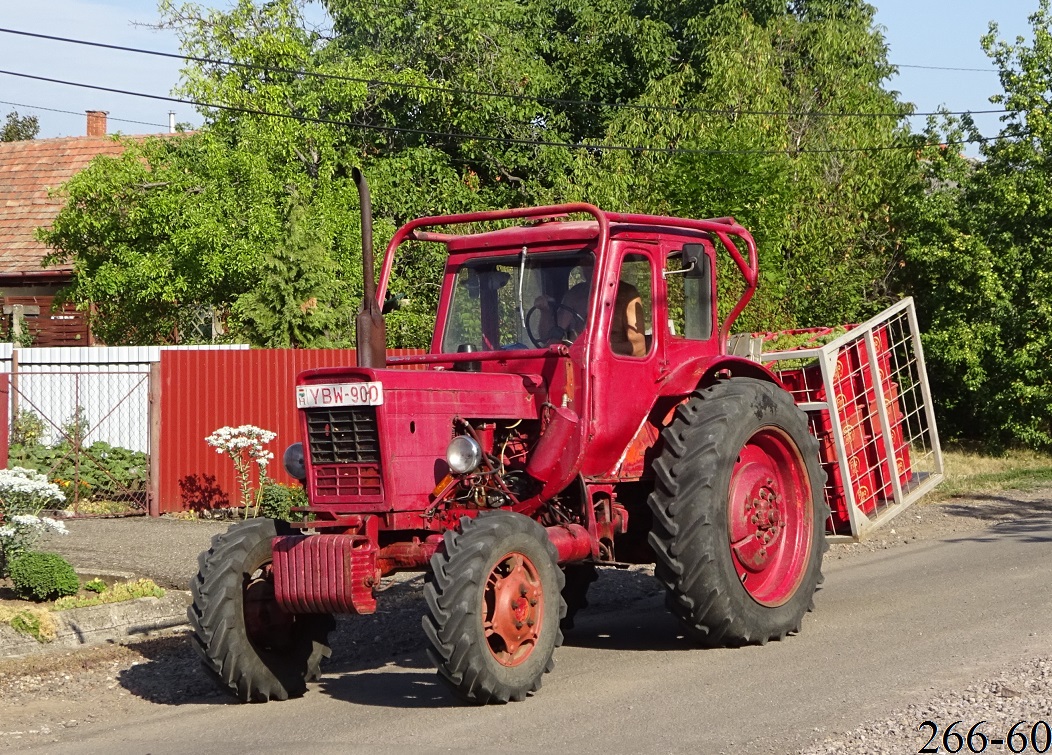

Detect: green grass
[0,578,166,642]
[0,605,57,643]
[932,447,1052,500]
[52,579,164,610]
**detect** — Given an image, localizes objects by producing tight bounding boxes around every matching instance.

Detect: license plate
[296,381,383,408]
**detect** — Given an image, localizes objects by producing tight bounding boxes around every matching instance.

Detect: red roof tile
[0,136,130,276]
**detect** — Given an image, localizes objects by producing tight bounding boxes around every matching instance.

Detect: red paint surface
[297,365,543,514]
[156,349,423,514]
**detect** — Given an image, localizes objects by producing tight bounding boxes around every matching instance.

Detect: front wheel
[422,512,566,704]
[188,518,334,702]
[648,378,828,647]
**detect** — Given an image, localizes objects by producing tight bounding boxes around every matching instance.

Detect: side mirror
[681,244,708,278]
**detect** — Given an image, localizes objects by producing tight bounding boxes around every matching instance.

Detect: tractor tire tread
[188,518,333,703]
[647,378,829,648]
[422,512,565,705]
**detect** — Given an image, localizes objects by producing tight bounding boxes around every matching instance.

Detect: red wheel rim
[727,428,813,607]
[482,552,544,667]
[243,564,295,651]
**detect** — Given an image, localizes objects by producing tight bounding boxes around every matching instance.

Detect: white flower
[0,468,66,508]
[40,517,68,535]
[205,424,277,475]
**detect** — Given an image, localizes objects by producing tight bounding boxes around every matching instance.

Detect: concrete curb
[0,591,191,659]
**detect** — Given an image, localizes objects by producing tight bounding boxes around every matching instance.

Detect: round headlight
[446,435,483,474]
[283,442,306,480]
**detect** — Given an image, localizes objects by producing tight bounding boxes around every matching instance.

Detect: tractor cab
[401,208,766,484]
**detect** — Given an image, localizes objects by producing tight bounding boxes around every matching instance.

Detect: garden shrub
[10,409,45,447]
[0,468,69,576]
[9,552,80,602]
[258,482,307,522]
[0,466,66,517]
[7,441,149,503]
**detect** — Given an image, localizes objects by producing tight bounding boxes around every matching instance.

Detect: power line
[0,68,1014,156]
[0,99,169,129]
[895,63,999,73]
[0,26,1009,120]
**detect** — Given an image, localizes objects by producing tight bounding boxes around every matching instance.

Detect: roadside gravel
[0,488,1049,752]
[799,655,1052,754]
[796,487,1052,753]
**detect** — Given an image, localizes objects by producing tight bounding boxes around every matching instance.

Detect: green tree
[1,110,39,142]
[41,0,917,351]
[231,196,354,347]
[40,132,291,343]
[894,117,1006,444]
[327,0,914,332]
[893,0,1052,449]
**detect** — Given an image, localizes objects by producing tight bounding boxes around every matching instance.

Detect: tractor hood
[295,366,546,512]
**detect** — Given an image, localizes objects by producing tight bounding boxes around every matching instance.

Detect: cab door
[661,238,718,371]
[583,243,664,479]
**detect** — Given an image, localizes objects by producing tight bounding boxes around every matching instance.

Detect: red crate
[805,399,879,526]
[776,347,862,407]
[866,383,913,500]
[780,340,914,531]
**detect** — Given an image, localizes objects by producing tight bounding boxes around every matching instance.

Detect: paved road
[18,513,1052,754]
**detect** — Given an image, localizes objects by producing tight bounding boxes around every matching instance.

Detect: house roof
[0,136,130,277]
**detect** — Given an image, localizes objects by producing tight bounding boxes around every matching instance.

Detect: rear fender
[696,356,782,390]
[609,357,782,480]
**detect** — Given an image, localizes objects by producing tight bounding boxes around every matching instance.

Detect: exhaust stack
[353,168,387,369]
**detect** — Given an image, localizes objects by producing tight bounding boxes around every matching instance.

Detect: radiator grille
[306,406,380,464]
[313,464,383,499]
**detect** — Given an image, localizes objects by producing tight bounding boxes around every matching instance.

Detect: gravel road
[1,488,1050,753]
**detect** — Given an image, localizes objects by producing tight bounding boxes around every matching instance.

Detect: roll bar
[374,204,759,352]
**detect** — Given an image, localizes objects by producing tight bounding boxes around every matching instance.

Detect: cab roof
[444,218,713,253]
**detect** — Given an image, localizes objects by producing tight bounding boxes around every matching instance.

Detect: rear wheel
[189,518,334,702]
[648,378,827,646]
[423,512,565,703]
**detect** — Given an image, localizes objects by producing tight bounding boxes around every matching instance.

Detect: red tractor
[190,173,828,704]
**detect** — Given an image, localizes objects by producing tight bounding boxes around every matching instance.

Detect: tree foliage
[231,196,354,347]
[51,0,1052,451]
[895,0,1052,449]
[1,110,39,142]
[41,0,916,347]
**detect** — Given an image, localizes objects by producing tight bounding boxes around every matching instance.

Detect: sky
[0,0,1041,150]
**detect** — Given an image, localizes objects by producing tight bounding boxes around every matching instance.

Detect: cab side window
[610,253,653,357]
[664,245,713,341]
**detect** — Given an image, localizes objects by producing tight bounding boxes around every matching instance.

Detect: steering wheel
[525,303,587,348]
[525,305,548,348]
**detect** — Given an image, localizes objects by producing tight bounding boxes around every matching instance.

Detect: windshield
[441,250,594,353]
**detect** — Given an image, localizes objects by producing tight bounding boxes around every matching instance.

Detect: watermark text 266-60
[920,721,1052,754]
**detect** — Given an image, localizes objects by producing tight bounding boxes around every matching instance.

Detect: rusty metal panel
[157,349,424,513]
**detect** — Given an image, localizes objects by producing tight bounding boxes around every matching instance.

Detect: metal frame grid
[7,369,151,514]
[759,298,944,541]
